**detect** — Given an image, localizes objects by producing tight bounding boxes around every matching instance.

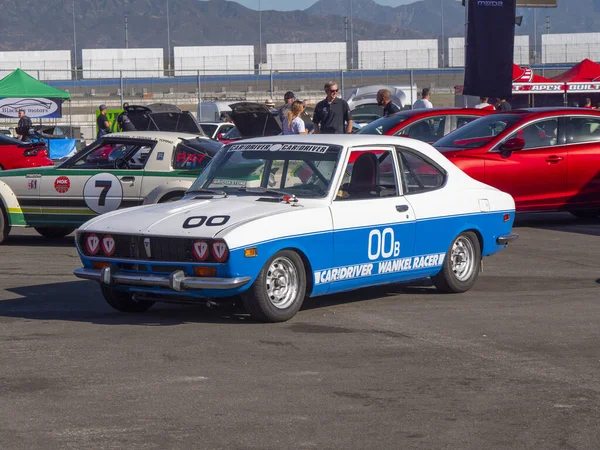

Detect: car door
[327,147,416,294]
[484,117,567,211]
[38,139,150,226]
[561,115,600,210]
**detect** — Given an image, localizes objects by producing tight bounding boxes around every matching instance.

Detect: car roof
[508,107,600,115]
[109,131,206,140]
[387,107,490,118]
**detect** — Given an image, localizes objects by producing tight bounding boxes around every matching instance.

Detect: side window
[400,116,446,142]
[69,142,151,170]
[397,149,445,195]
[337,150,398,201]
[511,119,558,150]
[565,117,600,144]
[173,144,211,171]
[456,115,478,130]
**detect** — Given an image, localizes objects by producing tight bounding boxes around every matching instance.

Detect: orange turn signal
[93,261,111,270]
[244,248,258,258]
[194,266,217,277]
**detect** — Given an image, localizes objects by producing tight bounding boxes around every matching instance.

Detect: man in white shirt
[475,97,495,110]
[412,88,433,109]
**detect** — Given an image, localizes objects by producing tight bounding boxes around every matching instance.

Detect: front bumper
[73,267,252,292]
[496,233,519,245]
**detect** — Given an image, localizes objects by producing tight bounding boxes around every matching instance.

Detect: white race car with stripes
[74,135,518,322]
[0,131,222,243]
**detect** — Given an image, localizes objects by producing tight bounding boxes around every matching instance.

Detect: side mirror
[499,137,525,157]
[217,133,224,140]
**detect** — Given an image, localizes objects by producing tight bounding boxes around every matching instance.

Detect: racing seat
[342,153,380,199]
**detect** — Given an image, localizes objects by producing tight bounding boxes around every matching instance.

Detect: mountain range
[0,0,597,55]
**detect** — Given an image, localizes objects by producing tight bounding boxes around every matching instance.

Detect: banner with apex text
[463,0,517,99]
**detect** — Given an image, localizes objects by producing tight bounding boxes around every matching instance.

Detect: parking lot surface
[0,213,599,450]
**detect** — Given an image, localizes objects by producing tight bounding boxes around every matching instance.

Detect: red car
[358,108,494,143]
[434,108,600,218]
[0,135,53,170]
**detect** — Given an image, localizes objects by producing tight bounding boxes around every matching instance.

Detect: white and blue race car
[73,135,518,322]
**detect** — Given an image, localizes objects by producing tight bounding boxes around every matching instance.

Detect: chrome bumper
[496,233,519,245]
[73,267,252,292]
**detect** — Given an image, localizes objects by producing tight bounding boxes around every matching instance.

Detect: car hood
[229,102,282,137]
[79,196,308,239]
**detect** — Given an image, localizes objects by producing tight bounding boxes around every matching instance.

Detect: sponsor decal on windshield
[230,143,330,153]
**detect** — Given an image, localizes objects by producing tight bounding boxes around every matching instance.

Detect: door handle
[545,156,563,164]
[120,176,135,182]
[396,205,409,213]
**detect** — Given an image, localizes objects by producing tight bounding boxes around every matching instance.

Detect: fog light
[93,261,110,270]
[194,266,217,277]
[244,247,258,258]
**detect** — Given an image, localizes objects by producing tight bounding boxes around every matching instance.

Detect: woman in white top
[282,101,308,135]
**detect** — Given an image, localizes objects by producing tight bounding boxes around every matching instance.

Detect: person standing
[312,81,353,134]
[582,98,593,109]
[16,109,33,142]
[279,91,296,122]
[412,88,433,110]
[96,104,111,139]
[117,102,136,132]
[282,101,308,135]
[475,97,495,110]
[377,89,401,116]
[496,98,512,111]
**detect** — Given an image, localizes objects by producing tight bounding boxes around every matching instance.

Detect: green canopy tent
[0,69,74,158]
[0,68,71,101]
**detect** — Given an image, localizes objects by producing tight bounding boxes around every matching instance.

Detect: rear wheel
[34,227,76,239]
[432,231,481,294]
[100,285,155,313]
[569,209,600,219]
[0,203,11,244]
[241,250,307,322]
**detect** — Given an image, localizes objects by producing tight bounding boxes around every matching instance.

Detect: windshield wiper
[236,187,291,197]
[186,189,228,197]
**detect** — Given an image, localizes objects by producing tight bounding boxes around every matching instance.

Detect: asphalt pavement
[0,213,599,450]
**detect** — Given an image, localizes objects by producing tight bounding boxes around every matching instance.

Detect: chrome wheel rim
[451,236,476,282]
[265,257,299,309]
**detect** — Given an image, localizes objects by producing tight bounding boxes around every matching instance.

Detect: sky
[230,0,418,11]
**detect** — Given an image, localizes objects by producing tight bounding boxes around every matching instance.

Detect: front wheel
[101,285,155,313]
[432,231,481,293]
[241,250,307,322]
[34,227,76,239]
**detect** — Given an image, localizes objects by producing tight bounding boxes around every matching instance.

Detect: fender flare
[0,181,23,226]
[143,179,194,204]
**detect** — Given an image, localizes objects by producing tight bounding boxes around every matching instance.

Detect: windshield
[200,124,218,136]
[189,142,342,198]
[358,113,408,136]
[434,114,525,150]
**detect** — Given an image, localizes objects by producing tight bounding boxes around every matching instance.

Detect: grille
[79,234,216,262]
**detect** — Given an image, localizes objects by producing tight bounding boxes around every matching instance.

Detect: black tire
[569,209,600,219]
[100,285,155,313]
[0,203,11,244]
[158,192,184,203]
[432,231,481,294]
[241,250,307,323]
[34,227,76,239]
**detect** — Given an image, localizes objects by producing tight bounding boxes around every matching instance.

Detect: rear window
[434,114,525,151]
[0,134,23,145]
[358,113,408,136]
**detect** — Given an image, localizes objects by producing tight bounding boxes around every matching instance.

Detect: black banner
[463,0,517,98]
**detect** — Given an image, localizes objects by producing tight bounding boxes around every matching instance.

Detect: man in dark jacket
[96,104,111,139]
[312,81,353,134]
[16,109,33,142]
[117,103,136,132]
[377,89,401,116]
